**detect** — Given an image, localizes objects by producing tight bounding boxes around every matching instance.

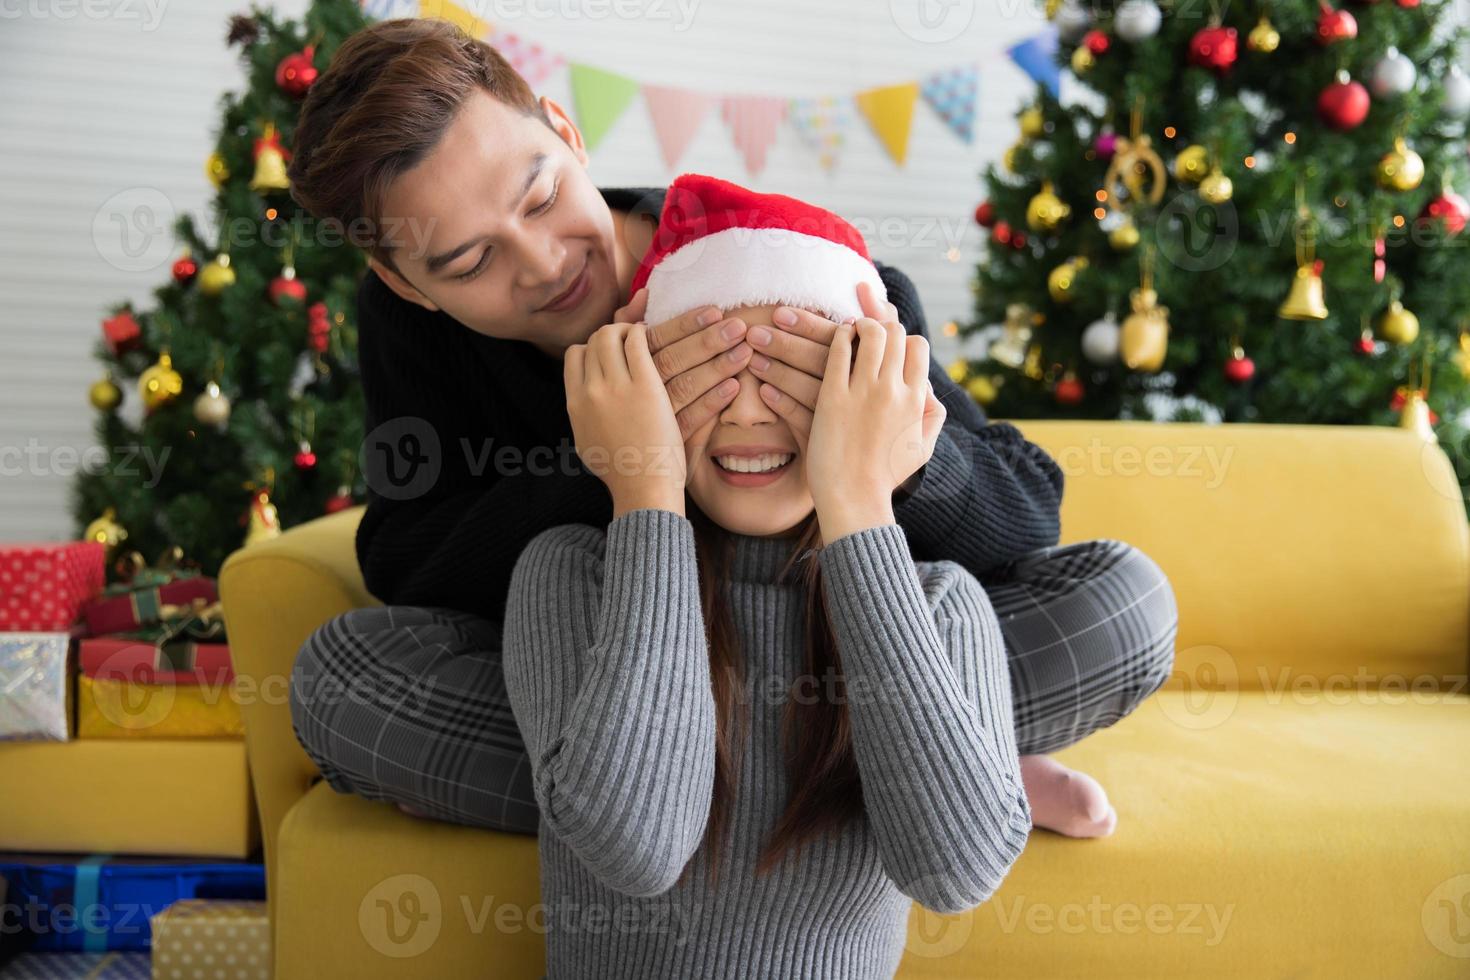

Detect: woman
[502,176,1034,977]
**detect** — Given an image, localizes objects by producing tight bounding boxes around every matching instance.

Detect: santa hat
[630,173,886,328]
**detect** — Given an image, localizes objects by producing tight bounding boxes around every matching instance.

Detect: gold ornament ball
[946,358,969,383]
[1173,145,1210,184]
[139,351,184,412]
[89,375,122,412]
[1376,300,1420,345]
[197,254,236,296]
[85,507,128,552]
[1026,181,1072,232]
[1109,218,1141,250]
[1376,138,1425,192]
[193,380,233,428]
[1071,46,1095,75]
[1003,141,1025,173]
[205,151,230,190]
[966,375,999,405]
[1047,257,1089,303]
[1199,168,1234,204]
[1248,15,1280,52]
[1019,106,1045,140]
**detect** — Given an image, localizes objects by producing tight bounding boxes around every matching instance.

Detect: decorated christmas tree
[71,0,372,578]
[956,0,1470,509]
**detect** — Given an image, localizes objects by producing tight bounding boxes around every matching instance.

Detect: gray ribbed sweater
[502,508,1032,979]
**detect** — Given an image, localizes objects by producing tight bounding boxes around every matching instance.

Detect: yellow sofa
[219,421,1470,979]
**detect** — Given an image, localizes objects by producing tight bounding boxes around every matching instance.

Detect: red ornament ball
[269,274,308,306]
[1223,352,1255,384]
[172,256,198,285]
[275,45,318,99]
[1317,76,1371,131]
[294,444,318,471]
[1315,5,1357,44]
[1418,189,1470,236]
[1355,333,1377,355]
[1083,29,1111,55]
[974,200,996,227]
[325,488,355,514]
[1189,25,1238,73]
[991,220,1013,244]
[1054,375,1085,405]
[1011,230,1029,250]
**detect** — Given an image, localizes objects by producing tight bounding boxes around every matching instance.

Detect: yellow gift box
[76,674,244,739]
[150,898,270,980]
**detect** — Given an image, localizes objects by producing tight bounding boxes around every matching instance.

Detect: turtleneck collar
[727,530,818,585]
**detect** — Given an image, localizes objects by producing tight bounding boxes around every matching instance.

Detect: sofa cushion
[900,689,1470,978]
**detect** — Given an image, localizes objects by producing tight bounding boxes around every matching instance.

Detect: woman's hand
[615,287,752,440]
[755,281,943,447]
[804,317,945,545]
[565,321,687,518]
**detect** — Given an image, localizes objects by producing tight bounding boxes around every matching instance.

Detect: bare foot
[1019,754,1117,838]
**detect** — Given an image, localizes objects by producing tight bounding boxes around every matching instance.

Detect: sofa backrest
[1013,421,1469,693]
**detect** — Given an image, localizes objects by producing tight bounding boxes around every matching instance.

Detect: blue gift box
[0,853,265,953]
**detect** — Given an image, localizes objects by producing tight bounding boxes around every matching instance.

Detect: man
[286,17,1178,839]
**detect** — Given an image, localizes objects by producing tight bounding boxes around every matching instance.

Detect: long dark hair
[678,503,865,889]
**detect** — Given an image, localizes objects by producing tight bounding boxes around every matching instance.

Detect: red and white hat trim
[631,173,886,327]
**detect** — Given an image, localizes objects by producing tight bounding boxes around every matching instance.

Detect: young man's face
[370,90,622,357]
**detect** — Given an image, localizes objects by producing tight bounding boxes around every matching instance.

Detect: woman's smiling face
[684,304,816,538]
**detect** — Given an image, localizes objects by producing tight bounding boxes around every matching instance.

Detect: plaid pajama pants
[289,537,1179,835]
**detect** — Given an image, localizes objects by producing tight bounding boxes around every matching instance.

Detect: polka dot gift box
[0,541,106,632]
[149,898,270,980]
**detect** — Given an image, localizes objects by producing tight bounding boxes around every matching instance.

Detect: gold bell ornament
[1376,298,1420,345]
[84,507,129,554]
[1397,356,1436,443]
[139,351,184,413]
[1278,190,1329,321]
[197,253,236,297]
[1071,46,1096,75]
[1022,344,1046,380]
[1376,135,1424,192]
[987,303,1038,368]
[1048,256,1090,303]
[1248,13,1280,52]
[1026,180,1072,232]
[1120,247,1170,371]
[249,122,291,193]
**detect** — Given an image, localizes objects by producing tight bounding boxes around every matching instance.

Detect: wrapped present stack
[0,542,265,971]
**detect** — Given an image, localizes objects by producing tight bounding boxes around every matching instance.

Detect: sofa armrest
[218,505,379,879]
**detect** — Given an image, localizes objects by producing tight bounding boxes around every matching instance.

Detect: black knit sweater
[353,185,1064,625]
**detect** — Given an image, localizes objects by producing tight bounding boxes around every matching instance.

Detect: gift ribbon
[75,854,112,953]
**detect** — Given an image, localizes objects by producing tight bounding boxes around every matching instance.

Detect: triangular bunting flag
[489,31,566,90]
[1007,30,1061,99]
[788,97,853,175]
[417,0,489,39]
[569,64,640,153]
[720,96,787,177]
[921,65,979,144]
[855,82,919,166]
[643,86,715,171]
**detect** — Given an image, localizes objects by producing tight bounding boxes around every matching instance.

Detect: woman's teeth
[713,453,793,474]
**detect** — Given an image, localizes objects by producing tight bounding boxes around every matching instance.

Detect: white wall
[0,0,1051,541]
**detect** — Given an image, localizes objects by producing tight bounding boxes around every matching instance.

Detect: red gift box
[81,576,219,637]
[0,542,106,632]
[79,636,233,686]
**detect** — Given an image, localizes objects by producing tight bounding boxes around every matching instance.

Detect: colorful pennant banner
[405,0,1057,176]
